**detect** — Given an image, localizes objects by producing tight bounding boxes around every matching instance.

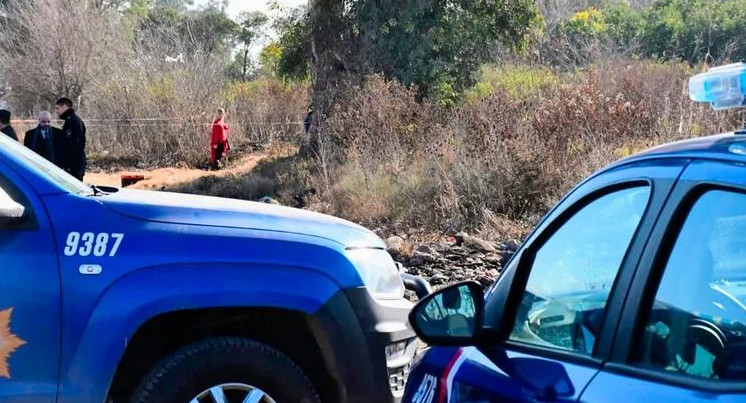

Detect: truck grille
[388,362,411,395]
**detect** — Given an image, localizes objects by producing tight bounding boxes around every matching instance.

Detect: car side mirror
[0,188,24,223]
[408,281,484,345]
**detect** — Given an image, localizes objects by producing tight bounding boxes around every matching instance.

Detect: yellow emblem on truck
[0,308,26,379]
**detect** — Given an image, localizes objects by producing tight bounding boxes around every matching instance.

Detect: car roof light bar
[689,63,746,111]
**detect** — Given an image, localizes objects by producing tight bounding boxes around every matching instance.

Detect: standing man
[24,111,64,166]
[55,98,86,180]
[0,109,18,141]
[210,108,230,169]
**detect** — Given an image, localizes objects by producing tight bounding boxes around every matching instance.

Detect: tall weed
[317,60,742,233]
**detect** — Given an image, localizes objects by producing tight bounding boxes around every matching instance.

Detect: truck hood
[99,188,384,248]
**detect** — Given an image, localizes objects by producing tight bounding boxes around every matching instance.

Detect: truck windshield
[0,132,93,195]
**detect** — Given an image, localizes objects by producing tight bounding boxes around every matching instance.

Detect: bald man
[24,111,64,167]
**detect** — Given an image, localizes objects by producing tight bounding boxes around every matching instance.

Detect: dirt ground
[84,152,271,190]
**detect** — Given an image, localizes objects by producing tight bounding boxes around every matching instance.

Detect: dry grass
[82,59,745,242]
[310,60,742,236]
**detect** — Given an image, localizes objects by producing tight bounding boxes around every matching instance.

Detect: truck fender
[59,262,340,403]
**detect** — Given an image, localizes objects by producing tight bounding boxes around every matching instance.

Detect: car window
[510,186,650,355]
[637,190,746,381]
[0,131,91,195]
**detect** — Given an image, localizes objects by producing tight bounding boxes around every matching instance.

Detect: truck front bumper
[308,284,427,403]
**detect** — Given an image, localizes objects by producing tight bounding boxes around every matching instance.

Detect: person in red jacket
[210,108,230,169]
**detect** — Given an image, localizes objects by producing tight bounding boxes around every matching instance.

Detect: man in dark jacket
[24,111,64,166]
[0,109,18,141]
[55,98,87,180]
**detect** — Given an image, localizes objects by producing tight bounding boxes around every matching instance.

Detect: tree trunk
[303,0,350,156]
[242,48,249,82]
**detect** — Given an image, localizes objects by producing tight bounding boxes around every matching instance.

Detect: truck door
[0,169,61,403]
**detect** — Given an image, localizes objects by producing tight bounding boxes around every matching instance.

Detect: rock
[430,274,448,285]
[408,257,426,267]
[389,231,516,291]
[385,236,406,254]
[502,240,521,252]
[415,244,436,255]
[413,250,437,263]
[455,232,498,253]
[258,196,280,205]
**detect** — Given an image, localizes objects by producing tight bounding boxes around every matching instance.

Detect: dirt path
[84,152,271,190]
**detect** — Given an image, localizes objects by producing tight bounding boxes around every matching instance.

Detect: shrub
[465,65,558,100]
[316,60,741,235]
[545,0,746,66]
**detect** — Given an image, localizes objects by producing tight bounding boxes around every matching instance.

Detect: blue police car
[0,124,431,402]
[402,63,746,403]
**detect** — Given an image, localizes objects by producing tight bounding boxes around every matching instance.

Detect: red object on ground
[210,115,230,164]
[121,174,145,187]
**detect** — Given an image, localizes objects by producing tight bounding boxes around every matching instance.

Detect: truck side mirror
[0,187,24,223]
[408,281,484,345]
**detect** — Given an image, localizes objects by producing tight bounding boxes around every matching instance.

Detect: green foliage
[561,7,607,37]
[138,0,238,57]
[125,0,152,19]
[258,42,283,78]
[351,0,542,99]
[275,9,311,82]
[555,0,746,64]
[602,1,643,51]
[230,11,268,81]
[639,0,746,62]
[237,11,268,47]
[465,64,557,100]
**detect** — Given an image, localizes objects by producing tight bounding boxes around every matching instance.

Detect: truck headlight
[347,248,405,300]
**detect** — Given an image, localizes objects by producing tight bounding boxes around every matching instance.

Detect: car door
[581,159,746,403]
[0,165,61,403]
[410,160,687,403]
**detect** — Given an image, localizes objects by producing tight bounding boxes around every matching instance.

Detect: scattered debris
[120,174,145,187]
[389,232,520,300]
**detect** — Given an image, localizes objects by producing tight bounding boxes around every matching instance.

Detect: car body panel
[0,132,416,403]
[101,187,383,248]
[581,370,745,403]
[407,346,597,403]
[0,157,61,403]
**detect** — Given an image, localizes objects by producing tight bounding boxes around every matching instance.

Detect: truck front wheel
[130,337,321,403]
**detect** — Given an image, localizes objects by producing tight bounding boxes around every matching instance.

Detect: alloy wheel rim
[189,382,278,403]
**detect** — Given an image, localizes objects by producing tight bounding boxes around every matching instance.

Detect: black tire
[130,337,321,403]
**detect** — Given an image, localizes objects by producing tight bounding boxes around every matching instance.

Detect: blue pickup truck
[0,131,427,403]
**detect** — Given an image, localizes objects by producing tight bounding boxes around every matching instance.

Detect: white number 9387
[63,232,124,257]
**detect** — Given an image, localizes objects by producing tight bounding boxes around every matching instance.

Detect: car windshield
[0,132,92,195]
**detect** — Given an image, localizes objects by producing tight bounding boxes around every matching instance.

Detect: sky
[194,0,309,60]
